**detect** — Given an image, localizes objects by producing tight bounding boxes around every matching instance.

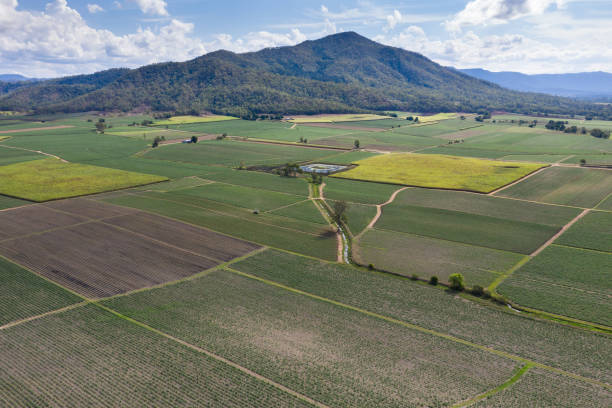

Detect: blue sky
[1,0,611,77]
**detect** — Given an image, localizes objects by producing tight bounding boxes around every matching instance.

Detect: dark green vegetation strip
[103,269,518,408]
[496,166,612,208]
[104,193,337,261]
[499,245,612,326]
[555,211,612,253]
[356,228,521,287]
[0,305,316,407]
[471,368,611,407]
[230,249,612,383]
[0,256,81,326]
[0,194,29,210]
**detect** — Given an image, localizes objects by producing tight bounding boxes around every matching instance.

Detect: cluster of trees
[590,128,611,139]
[544,120,610,138]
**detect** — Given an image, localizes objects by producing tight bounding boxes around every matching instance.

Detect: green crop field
[373,188,579,254]
[103,192,337,260]
[498,245,612,325]
[597,194,612,210]
[317,150,379,164]
[230,249,612,382]
[0,194,29,210]
[495,166,612,208]
[144,139,336,167]
[0,146,43,165]
[334,153,545,193]
[472,368,611,407]
[0,158,167,201]
[0,257,81,326]
[563,154,612,165]
[355,228,523,286]
[287,113,391,123]
[323,177,399,204]
[336,201,377,236]
[269,200,327,224]
[556,211,612,252]
[175,182,305,212]
[0,305,314,407]
[104,269,518,408]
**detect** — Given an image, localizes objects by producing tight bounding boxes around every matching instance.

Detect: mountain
[459,68,612,100]
[1,32,610,118]
[0,74,38,82]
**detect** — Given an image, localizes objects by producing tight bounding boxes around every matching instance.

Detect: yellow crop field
[154,115,238,125]
[288,113,390,123]
[332,153,545,193]
[0,136,9,141]
[0,158,168,201]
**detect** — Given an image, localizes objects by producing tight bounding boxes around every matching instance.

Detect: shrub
[448,273,465,291]
[410,274,419,281]
[580,159,586,166]
[471,285,484,296]
[482,289,492,299]
[429,276,438,286]
[491,294,508,305]
[368,263,374,270]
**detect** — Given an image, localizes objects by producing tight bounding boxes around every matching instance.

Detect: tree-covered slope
[1,32,610,118]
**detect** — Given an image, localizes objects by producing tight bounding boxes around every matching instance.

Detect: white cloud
[132,0,168,16]
[385,9,402,31]
[212,29,307,53]
[446,0,565,31]
[321,5,328,13]
[0,0,205,77]
[87,3,103,13]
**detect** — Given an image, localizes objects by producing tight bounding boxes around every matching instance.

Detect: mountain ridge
[1,32,610,118]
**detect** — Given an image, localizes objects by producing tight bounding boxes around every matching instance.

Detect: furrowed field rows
[555,211,612,253]
[103,193,338,261]
[355,228,523,287]
[103,269,519,408]
[0,195,29,210]
[495,166,612,208]
[472,368,611,407]
[0,199,259,298]
[0,305,315,407]
[498,245,612,326]
[229,249,612,383]
[0,257,81,326]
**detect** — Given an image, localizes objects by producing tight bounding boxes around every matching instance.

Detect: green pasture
[323,177,399,204]
[556,211,612,253]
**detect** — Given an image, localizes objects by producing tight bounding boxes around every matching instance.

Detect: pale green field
[333,153,545,193]
[288,113,390,123]
[0,158,167,201]
[154,115,238,125]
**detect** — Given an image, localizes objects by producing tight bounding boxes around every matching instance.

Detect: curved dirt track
[364,186,410,232]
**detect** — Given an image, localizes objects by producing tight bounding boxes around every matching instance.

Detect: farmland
[153,114,238,125]
[333,153,545,193]
[0,110,611,407]
[0,158,167,201]
[104,269,519,408]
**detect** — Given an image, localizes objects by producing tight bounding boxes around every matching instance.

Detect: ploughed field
[0,198,259,298]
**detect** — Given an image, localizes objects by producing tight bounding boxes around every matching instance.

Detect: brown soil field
[0,199,260,298]
[0,205,85,240]
[104,211,260,262]
[0,125,73,134]
[44,198,138,219]
[301,122,387,132]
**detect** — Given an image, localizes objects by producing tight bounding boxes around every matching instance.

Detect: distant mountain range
[0,32,610,118]
[459,68,612,100]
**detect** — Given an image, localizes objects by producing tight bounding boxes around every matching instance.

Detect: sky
[1,0,611,77]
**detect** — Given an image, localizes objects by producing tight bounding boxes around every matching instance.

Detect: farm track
[310,184,345,263]
[0,144,69,163]
[358,186,410,237]
[530,209,590,257]
[224,266,611,390]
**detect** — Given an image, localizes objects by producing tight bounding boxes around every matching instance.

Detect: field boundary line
[487,192,590,211]
[594,191,612,209]
[451,363,533,408]
[0,301,89,331]
[488,165,549,196]
[224,267,611,390]
[487,256,531,293]
[516,275,612,298]
[530,209,590,257]
[94,303,331,408]
[0,143,69,163]
[264,198,311,214]
[127,193,328,238]
[551,242,612,255]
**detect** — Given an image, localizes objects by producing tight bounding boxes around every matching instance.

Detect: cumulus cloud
[132,0,168,16]
[385,9,402,31]
[212,29,307,53]
[446,0,565,31]
[0,0,205,76]
[87,3,103,13]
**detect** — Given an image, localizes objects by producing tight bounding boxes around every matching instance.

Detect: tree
[429,276,438,285]
[590,128,610,139]
[191,135,198,143]
[448,273,465,291]
[354,139,360,149]
[95,119,106,133]
[331,200,348,225]
[580,159,586,166]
